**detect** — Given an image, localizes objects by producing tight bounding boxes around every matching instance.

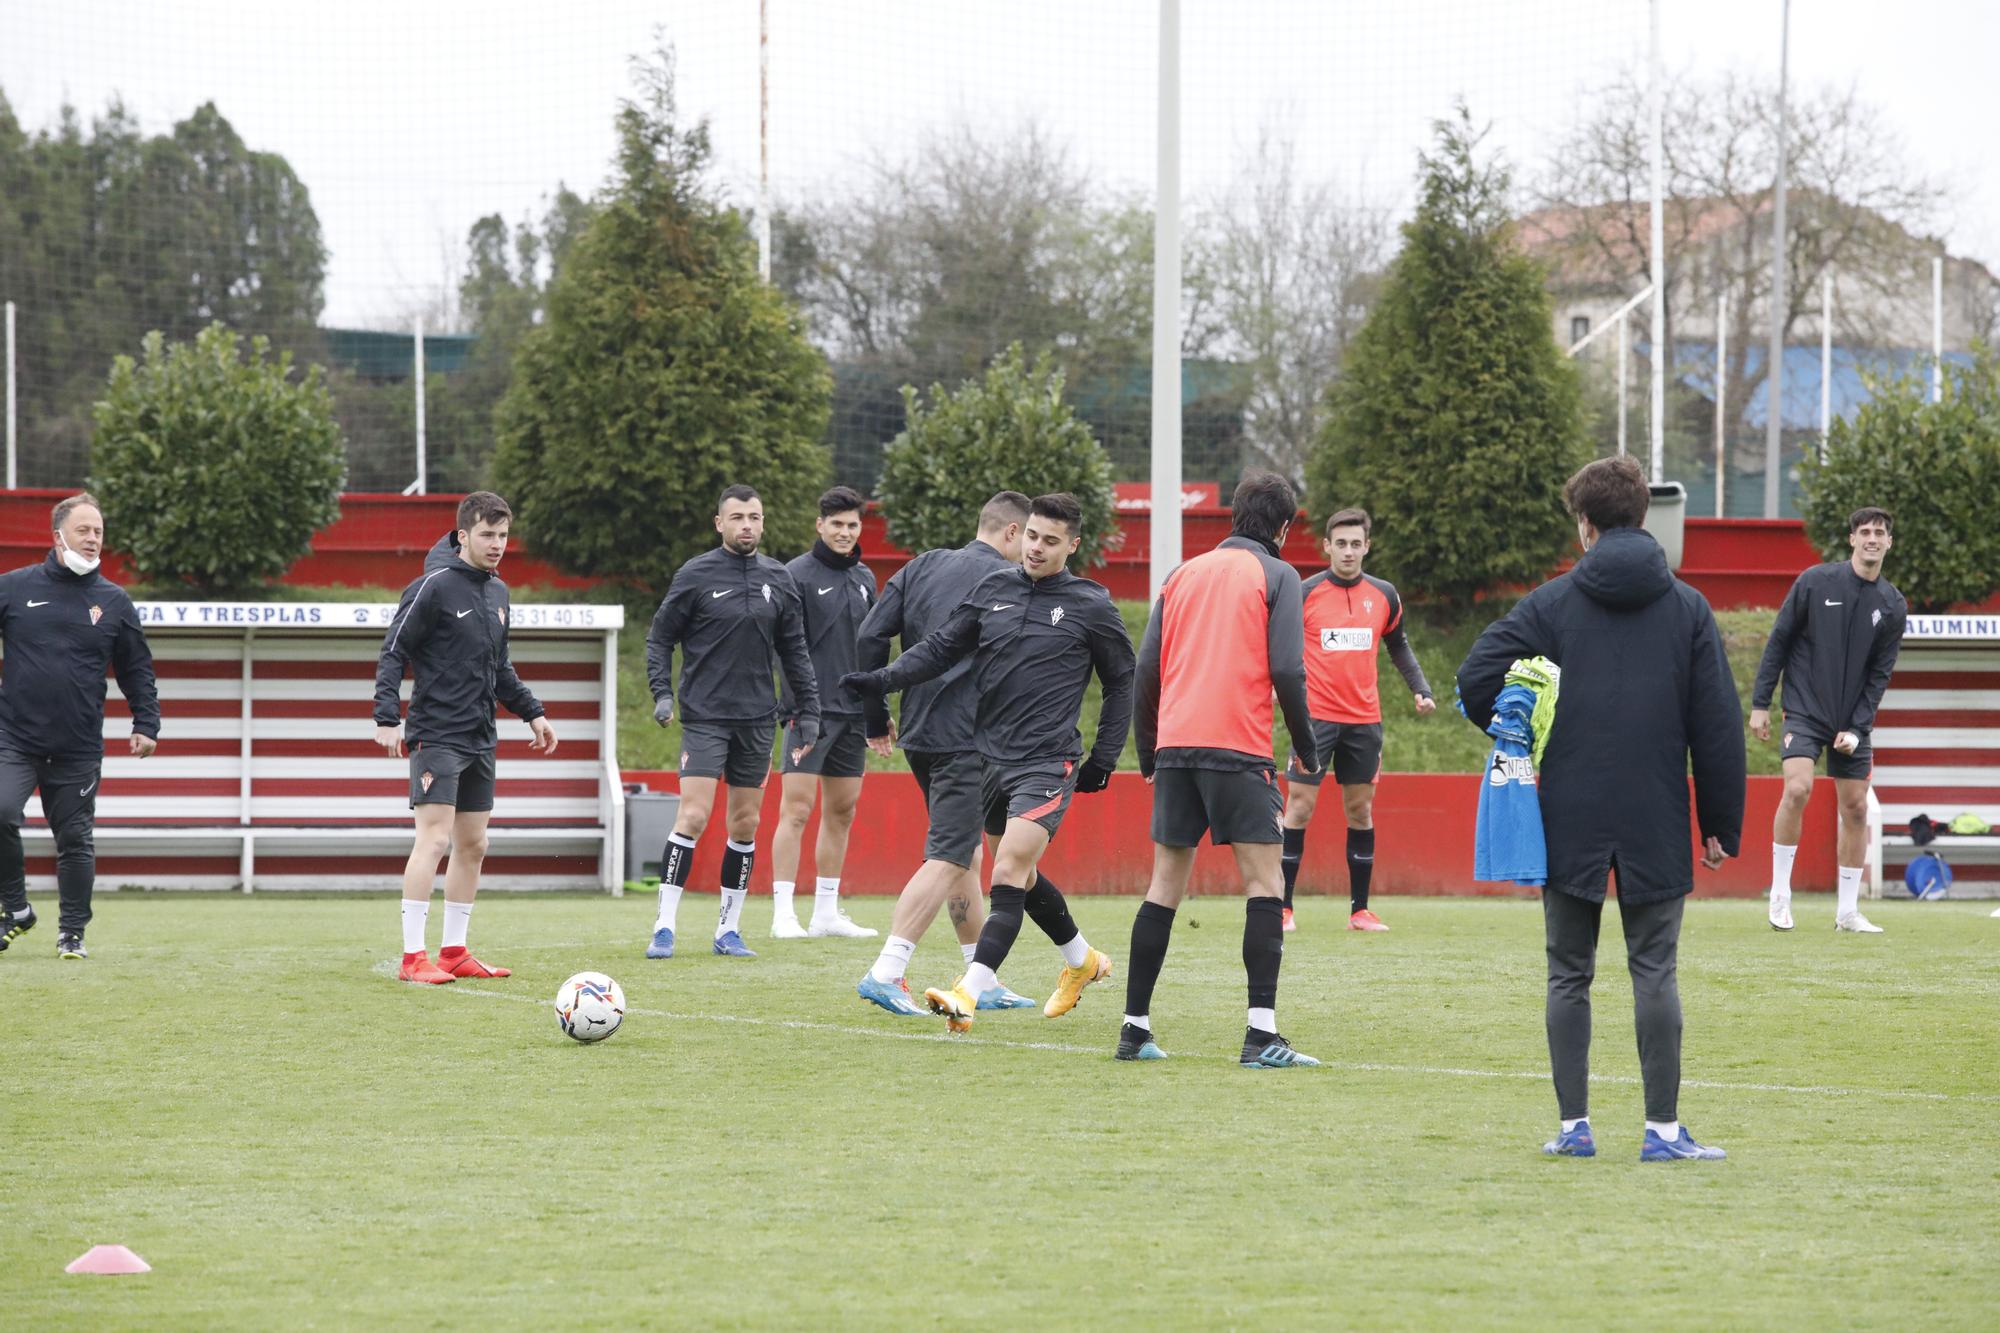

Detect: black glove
[839,671,887,697]
[1075,758,1114,793]
[789,715,821,755]
[652,696,673,727]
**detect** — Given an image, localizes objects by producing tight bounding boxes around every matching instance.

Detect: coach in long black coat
[1455,457,1745,1159]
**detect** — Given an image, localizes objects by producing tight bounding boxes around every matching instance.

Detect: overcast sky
[5,0,1994,330]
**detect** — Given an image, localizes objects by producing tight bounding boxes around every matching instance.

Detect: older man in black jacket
[1458,456,1744,1163]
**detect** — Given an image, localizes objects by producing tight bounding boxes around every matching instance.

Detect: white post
[1715,292,1727,517]
[757,0,772,283]
[1763,0,1791,517]
[3,300,14,490]
[1617,316,1629,457]
[1647,0,1666,485]
[1148,0,1182,598]
[1820,270,1833,453]
[412,316,427,496]
[1931,255,1944,402]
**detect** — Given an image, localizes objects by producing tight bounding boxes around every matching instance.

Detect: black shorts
[908,749,983,868]
[1780,719,1873,780]
[1150,764,1283,848]
[679,719,775,788]
[782,716,868,778]
[1286,719,1383,787]
[410,743,496,811]
[982,759,1077,839]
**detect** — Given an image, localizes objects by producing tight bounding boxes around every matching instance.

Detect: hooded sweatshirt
[373,532,545,752]
[1456,526,1745,905]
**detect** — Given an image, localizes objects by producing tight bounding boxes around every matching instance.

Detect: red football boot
[437,946,511,978]
[399,951,456,984]
[1281,906,1297,933]
[1347,909,1389,932]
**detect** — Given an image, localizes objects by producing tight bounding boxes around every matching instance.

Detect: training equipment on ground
[555,971,626,1043]
[65,1244,150,1275]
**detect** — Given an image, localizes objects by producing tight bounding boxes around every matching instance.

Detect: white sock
[1561,1117,1588,1133]
[1123,1013,1151,1031]
[441,900,472,950]
[654,883,684,934]
[1058,933,1090,969]
[1248,1006,1277,1034]
[871,935,916,984]
[961,942,978,964]
[1837,865,1862,919]
[1771,842,1797,895]
[962,962,998,997]
[400,899,429,954]
[812,876,841,922]
[1646,1119,1681,1142]
[716,839,755,938]
[773,880,797,920]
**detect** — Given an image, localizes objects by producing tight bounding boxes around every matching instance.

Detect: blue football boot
[856,973,925,1015]
[1115,1023,1167,1061]
[1542,1122,1596,1157]
[976,983,1038,1010]
[712,931,757,958]
[1640,1126,1727,1162]
[1239,1029,1320,1068]
[645,927,675,959]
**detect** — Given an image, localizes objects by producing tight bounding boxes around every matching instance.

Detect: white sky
[4,0,1994,330]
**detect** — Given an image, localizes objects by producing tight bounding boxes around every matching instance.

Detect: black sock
[1280,826,1305,909]
[720,840,754,895]
[1347,827,1376,913]
[1124,900,1176,1019]
[660,832,696,889]
[1243,895,1284,1020]
[974,884,1026,972]
[1023,871,1080,948]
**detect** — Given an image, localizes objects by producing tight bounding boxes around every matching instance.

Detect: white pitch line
[402,968,2000,1106]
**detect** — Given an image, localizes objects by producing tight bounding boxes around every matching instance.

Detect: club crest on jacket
[89,605,103,625]
[1051,606,1064,625]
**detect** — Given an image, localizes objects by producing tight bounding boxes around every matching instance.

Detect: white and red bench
[13,601,626,891]
[1867,613,2000,899]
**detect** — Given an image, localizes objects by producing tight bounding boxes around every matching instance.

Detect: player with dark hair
[645,484,820,960]
[843,492,1134,1033]
[1279,507,1435,932]
[768,484,879,939]
[1751,505,1906,933]
[1119,470,1322,1066]
[0,492,160,961]
[374,490,558,983]
[851,491,1041,1014]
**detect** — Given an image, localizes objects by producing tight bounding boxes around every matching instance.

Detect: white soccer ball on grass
[554,971,626,1043]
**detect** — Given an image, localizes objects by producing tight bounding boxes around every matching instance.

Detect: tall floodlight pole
[4,300,14,490]
[1931,255,1944,402]
[1819,271,1833,453]
[1149,0,1182,598]
[413,316,428,496]
[1647,0,1666,485]
[1762,0,1791,517]
[1617,317,1630,457]
[1715,292,1728,516]
[757,0,772,283]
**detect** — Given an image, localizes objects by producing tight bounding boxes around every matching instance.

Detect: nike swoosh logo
[1043,789,1059,798]
[817,586,833,595]
[455,608,473,618]
[26,600,48,608]
[711,590,734,599]
[992,603,1015,611]
[1824,600,1842,606]
[80,780,96,796]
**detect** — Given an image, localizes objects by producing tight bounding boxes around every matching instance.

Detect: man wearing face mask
[0,493,161,960]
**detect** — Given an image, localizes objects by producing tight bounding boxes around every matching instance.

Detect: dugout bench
[11,601,626,892]
[1865,613,2000,899]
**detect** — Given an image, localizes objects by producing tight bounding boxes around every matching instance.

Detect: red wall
[622,770,1838,898]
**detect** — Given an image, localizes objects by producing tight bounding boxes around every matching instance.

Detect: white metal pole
[757,0,772,283]
[1617,316,1629,457]
[1931,255,1943,402]
[1715,292,1727,517]
[3,300,14,490]
[412,316,427,496]
[1148,0,1182,598]
[1647,0,1666,485]
[1819,271,1833,453]
[1763,0,1791,517]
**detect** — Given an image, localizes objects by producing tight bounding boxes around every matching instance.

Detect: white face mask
[56,531,100,576]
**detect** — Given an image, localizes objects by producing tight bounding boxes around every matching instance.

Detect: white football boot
[1835,911,1884,933]
[1767,888,1794,932]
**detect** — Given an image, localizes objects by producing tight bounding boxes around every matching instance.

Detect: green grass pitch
[2,893,1995,1328]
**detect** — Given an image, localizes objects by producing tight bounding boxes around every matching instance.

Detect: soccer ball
[554,971,625,1043]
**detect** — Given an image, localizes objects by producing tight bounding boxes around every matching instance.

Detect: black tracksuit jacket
[0,552,160,757]
[647,546,820,727]
[869,565,1135,771]
[373,533,545,751]
[854,539,1014,753]
[1456,527,1745,905]
[1750,561,1907,734]
[780,543,875,721]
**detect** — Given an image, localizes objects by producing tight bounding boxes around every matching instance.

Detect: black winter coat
[0,552,160,757]
[1456,527,1745,905]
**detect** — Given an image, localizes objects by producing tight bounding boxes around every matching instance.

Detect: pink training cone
[65,1245,151,1275]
